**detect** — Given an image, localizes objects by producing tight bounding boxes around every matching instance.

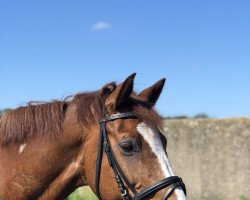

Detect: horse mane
[0,101,68,144]
[0,86,161,145]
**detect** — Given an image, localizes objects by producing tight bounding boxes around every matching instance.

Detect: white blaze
[18,143,27,155]
[136,122,186,199]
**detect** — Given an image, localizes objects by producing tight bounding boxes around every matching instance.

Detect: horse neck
[34,104,89,199]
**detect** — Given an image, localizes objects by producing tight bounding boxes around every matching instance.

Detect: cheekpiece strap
[100,112,135,123]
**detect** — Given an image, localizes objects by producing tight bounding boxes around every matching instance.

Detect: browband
[100,112,135,123]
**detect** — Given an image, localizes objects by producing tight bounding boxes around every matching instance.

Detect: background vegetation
[0,108,11,114]
[66,187,97,200]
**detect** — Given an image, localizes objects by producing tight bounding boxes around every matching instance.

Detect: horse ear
[105,73,136,110]
[139,78,166,106]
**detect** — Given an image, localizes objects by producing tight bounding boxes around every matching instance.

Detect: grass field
[66,187,98,200]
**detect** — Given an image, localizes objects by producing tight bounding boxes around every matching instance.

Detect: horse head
[82,74,186,200]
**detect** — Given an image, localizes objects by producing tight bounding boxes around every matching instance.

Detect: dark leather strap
[102,125,132,200]
[103,130,138,195]
[132,176,185,200]
[108,149,138,195]
[100,112,135,123]
[161,182,183,200]
[96,112,136,200]
[95,122,105,199]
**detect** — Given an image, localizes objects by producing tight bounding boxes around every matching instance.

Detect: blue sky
[0,0,249,118]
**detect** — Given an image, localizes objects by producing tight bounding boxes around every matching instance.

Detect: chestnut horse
[0,74,186,200]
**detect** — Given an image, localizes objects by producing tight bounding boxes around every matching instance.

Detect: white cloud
[91,21,111,31]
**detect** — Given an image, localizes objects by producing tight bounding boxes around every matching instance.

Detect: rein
[95,112,186,200]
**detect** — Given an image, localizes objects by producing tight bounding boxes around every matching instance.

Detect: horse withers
[0,73,186,200]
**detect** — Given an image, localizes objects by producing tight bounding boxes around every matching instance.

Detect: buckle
[121,189,128,197]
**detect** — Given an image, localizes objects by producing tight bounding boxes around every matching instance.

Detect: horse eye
[119,142,135,153]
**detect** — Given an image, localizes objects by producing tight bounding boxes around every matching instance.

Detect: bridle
[95,112,186,200]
